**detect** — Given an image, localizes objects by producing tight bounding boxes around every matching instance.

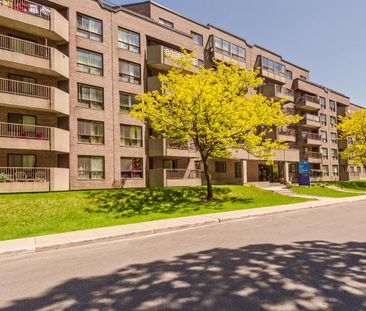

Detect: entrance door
[259,162,284,182]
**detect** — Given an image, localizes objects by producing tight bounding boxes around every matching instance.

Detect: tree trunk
[202,159,213,201]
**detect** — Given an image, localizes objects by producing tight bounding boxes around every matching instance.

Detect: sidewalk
[1,195,366,258]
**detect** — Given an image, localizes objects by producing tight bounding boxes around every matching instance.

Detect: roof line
[294,78,350,100]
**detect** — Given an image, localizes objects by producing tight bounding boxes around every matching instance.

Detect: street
[0,201,366,311]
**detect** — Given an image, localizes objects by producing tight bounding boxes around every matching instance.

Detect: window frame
[319,96,326,109]
[118,27,140,53]
[191,31,203,46]
[119,59,141,84]
[159,18,174,29]
[77,119,105,145]
[215,161,227,173]
[286,70,293,80]
[120,92,139,112]
[77,155,105,180]
[77,83,104,110]
[329,100,336,112]
[120,157,144,179]
[77,48,103,76]
[7,154,36,168]
[120,124,143,147]
[213,36,245,61]
[76,13,103,42]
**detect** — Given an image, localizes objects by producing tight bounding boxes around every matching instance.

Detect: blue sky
[120,0,366,106]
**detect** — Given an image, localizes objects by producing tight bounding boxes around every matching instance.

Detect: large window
[118,28,140,53]
[329,100,336,112]
[119,60,141,84]
[286,70,293,80]
[120,124,142,147]
[78,156,104,180]
[330,116,337,127]
[77,48,103,76]
[321,131,328,143]
[320,114,327,126]
[331,149,338,160]
[319,97,326,109]
[121,158,143,179]
[8,154,36,167]
[77,84,104,110]
[120,92,139,112]
[215,161,226,173]
[261,56,285,76]
[191,31,203,46]
[322,165,329,177]
[321,148,328,159]
[77,119,104,144]
[77,14,103,42]
[331,132,337,144]
[214,37,245,60]
[159,18,174,29]
[332,165,339,176]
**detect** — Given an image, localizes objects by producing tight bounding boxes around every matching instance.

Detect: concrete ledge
[1,195,366,257]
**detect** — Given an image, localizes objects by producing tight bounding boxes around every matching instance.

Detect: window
[77,119,104,144]
[77,14,102,42]
[159,18,174,29]
[8,114,35,125]
[214,37,245,60]
[300,75,307,81]
[77,84,104,110]
[8,114,36,135]
[121,158,143,178]
[215,161,226,173]
[118,28,140,53]
[332,165,339,176]
[320,114,327,126]
[163,159,178,169]
[262,56,285,76]
[286,70,293,80]
[329,100,336,112]
[331,132,337,144]
[234,162,242,178]
[330,116,337,127]
[78,156,104,180]
[331,149,338,160]
[319,97,326,109]
[120,125,142,147]
[321,131,328,143]
[8,154,35,167]
[8,74,36,84]
[322,165,329,177]
[191,31,203,46]
[77,48,103,76]
[120,92,139,112]
[321,148,328,159]
[119,60,141,84]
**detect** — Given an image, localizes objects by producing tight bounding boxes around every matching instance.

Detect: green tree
[131,53,300,201]
[338,108,366,167]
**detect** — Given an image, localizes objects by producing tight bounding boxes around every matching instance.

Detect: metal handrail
[0,167,50,182]
[0,122,50,140]
[0,34,50,59]
[296,94,320,105]
[0,77,50,99]
[302,151,322,159]
[278,128,296,136]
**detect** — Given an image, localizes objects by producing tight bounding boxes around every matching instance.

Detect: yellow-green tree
[338,109,366,167]
[131,55,300,201]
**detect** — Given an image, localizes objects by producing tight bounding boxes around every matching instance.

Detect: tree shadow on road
[85,187,249,217]
[3,241,366,310]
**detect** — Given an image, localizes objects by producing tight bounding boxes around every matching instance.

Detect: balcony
[0,122,69,153]
[301,151,322,163]
[0,78,69,115]
[300,113,321,128]
[0,0,69,42]
[295,94,320,111]
[149,138,200,158]
[0,34,69,78]
[299,133,322,145]
[147,45,199,73]
[277,128,296,142]
[260,84,294,102]
[0,167,69,193]
[147,76,162,92]
[149,169,202,187]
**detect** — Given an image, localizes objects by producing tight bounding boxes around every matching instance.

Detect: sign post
[298,160,310,187]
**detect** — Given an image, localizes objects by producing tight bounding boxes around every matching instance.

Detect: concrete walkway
[1,195,366,258]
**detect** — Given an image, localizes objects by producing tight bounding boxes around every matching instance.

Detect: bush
[336,181,366,190]
[0,173,7,182]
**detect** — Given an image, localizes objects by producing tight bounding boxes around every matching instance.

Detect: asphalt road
[0,201,366,311]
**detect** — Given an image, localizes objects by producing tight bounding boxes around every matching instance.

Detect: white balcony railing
[166,140,197,152]
[0,122,50,140]
[0,167,50,182]
[0,34,50,59]
[0,78,50,99]
[163,47,200,67]
[165,169,201,179]
[0,0,51,19]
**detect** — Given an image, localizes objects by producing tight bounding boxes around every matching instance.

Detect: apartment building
[0,0,363,193]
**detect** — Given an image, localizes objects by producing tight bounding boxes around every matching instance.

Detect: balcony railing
[0,122,50,140]
[282,107,296,115]
[305,133,321,141]
[275,85,294,97]
[163,47,200,67]
[0,0,51,20]
[0,78,50,99]
[0,167,50,182]
[296,94,320,105]
[302,151,322,159]
[167,140,197,152]
[0,34,50,59]
[165,169,201,179]
[278,128,296,137]
[303,114,320,122]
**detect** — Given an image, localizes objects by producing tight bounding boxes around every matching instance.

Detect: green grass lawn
[292,186,363,198]
[0,185,308,241]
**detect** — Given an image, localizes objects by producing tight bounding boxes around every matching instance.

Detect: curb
[1,195,366,258]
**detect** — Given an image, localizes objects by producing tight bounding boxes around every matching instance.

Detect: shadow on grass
[86,187,252,217]
[3,241,366,310]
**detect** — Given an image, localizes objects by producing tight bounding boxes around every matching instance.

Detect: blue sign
[298,161,310,174]
[299,173,311,186]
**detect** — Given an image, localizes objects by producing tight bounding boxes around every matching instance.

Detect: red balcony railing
[0,0,51,19]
